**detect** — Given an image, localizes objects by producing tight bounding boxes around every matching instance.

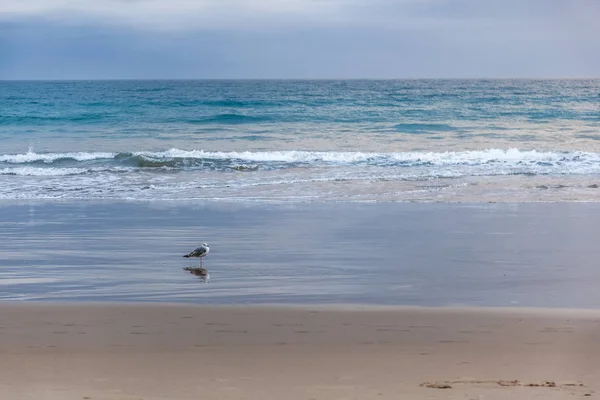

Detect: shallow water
[2,201,600,307]
[2,80,600,202]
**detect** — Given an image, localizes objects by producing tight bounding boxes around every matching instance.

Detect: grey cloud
[1,0,598,79]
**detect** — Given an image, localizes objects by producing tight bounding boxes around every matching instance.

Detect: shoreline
[5,197,600,205]
[1,303,599,399]
[3,201,600,307]
[5,300,600,313]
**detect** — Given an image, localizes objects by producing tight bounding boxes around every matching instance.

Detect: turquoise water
[3,80,600,305]
[1,79,599,201]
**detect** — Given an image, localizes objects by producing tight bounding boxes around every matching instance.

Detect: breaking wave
[2,148,600,173]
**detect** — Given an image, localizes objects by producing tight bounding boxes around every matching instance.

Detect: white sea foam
[0,167,89,176]
[3,148,600,169]
[0,150,116,164]
[0,166,134,176]
[133,148,600,167]
[2,148,600,202]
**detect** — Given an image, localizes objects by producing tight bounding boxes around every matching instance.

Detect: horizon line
[1,77,599,82]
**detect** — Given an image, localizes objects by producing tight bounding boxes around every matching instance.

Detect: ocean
[2,80,600,306]
[1,79,599,202]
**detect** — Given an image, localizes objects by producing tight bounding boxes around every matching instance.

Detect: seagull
[183,243,210,267]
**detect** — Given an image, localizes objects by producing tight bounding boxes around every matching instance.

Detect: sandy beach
[1,303,599,399]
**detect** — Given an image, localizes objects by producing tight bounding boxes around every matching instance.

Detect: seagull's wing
[183,246,207,258]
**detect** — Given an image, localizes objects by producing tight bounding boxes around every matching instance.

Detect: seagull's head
[202,243,209,248]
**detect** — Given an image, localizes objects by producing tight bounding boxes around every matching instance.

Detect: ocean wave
[200,99,281,107]
[0,167,90,176]
[123,154,259,171]
[0,150,116,164]
[0,113,112,124]
[393,122,457,133]
[181,113,271,124]
[131,148,600,168]
[2,148,600,172]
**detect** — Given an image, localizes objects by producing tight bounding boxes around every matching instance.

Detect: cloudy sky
[0,0,598,79]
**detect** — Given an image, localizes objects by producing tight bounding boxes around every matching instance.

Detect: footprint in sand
[420,380,593,396]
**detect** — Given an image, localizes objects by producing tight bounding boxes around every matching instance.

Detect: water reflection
[2,201,600,307]
[184,266,210,283]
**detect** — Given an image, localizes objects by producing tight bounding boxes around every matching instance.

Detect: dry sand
[1,303,600,399]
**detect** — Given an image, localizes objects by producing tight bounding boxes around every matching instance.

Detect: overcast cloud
[0,0,598,79]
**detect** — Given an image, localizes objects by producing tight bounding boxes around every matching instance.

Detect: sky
[0,0,598,79]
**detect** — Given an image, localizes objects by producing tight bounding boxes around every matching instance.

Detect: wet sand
[1,303,599,399]
[3,201,600,307]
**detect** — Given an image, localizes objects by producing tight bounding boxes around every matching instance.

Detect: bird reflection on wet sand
[183,267,210,283]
